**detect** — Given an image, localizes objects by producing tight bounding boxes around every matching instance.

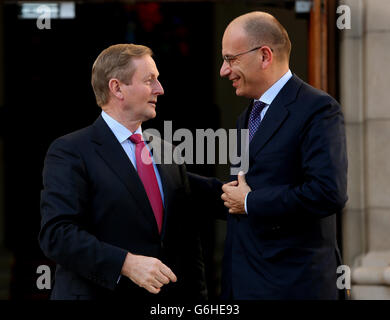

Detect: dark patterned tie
[248,100,267,141]
[129,133,163,234]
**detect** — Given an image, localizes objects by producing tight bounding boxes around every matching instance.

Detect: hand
[121,252,177,294]
[221,171,251,214]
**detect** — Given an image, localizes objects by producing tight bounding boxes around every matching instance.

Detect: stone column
[340,0,366,268]
[340,0,390,299]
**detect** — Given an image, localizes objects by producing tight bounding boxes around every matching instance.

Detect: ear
[259,46,273,69]
[108,78,123,100]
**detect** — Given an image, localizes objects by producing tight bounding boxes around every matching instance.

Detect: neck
[256,64,289,99]
[102,106,142,133]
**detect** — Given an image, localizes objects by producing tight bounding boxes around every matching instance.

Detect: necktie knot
[251,100,267,118]
[129,133,143,144]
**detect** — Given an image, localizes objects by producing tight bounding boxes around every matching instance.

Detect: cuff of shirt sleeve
[245,191,250,214]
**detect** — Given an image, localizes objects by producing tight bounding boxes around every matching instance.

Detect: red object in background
[136,2,163,32]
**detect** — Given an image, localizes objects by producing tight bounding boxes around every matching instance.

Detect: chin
[235,88,245,97]
[236,87,253,99]
[147,110,157,120]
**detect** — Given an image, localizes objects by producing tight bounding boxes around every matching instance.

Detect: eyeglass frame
[222,45,273,66]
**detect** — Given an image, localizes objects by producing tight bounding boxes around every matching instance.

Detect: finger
[225,181,238,187]
[155,273,170,285]
[223,201,231,208]
[221,193,227,201]
[222,185,233,193]
[150,277,164,289]
[237,171,246,185]
[146,285,161,294]
[222,182,237,193]
[160,264,177,283]
[229,207,239,214]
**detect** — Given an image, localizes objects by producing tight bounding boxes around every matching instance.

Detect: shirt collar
[255,69,292,105]
[101,110,142,144]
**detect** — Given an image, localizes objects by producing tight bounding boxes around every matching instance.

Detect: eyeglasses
[222,45,273,66]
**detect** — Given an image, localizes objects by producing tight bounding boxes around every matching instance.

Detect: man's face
[120,55,164,122]
[220,25,262,99]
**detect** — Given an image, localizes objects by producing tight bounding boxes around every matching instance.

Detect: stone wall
[340,0,390,299]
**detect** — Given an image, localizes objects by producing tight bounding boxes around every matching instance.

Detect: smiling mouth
[231,78,240,87]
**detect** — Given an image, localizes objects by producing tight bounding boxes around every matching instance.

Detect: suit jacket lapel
[155,163,173,240]
[91,116,159,233]
[247,75,302,158]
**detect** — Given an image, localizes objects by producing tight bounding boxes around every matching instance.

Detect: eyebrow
[144,72,159,80]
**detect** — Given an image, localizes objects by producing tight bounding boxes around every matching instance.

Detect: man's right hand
[121,252,177,294]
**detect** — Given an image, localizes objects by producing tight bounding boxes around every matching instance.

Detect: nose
[220,60,231,78]
[153,79,164,96]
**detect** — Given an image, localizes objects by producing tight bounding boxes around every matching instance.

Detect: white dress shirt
[101,111,164,205]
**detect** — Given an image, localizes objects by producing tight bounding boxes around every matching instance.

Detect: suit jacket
[189,74,348,300]
[221,74,348,299]
[39,115,207,301]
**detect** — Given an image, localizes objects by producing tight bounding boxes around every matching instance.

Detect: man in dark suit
[39,44,206,300]
[192,11,347,300]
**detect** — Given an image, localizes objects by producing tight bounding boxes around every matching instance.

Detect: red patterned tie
[129,134,163,234]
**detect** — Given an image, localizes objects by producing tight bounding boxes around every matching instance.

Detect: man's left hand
[221,171,251,214]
